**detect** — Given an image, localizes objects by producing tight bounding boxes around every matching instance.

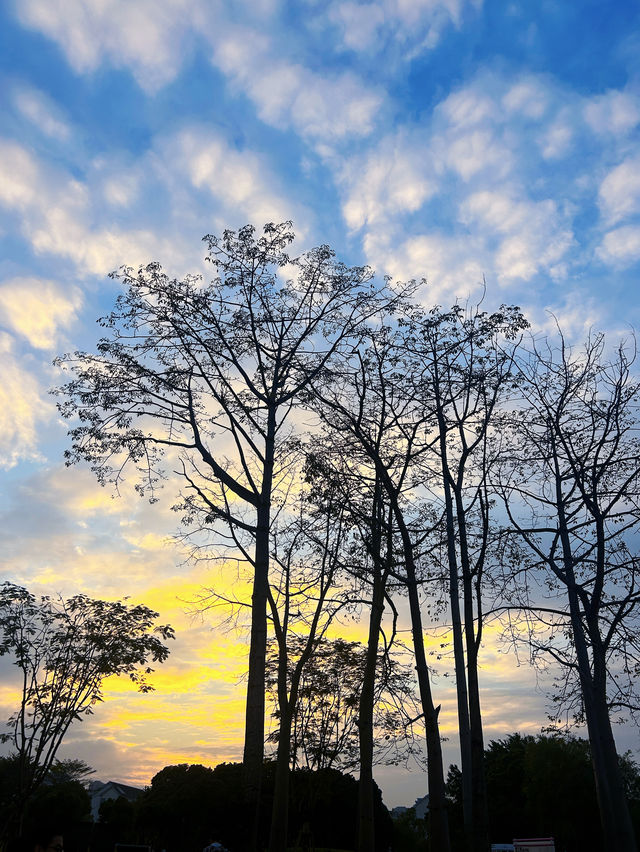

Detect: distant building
[89,780,144,821]
[390,795,429,821]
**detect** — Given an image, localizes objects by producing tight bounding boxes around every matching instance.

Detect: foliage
[392,807,428,852]
[137,762,247,852]
[485,733,601,852]
[266,636,422,772]
[0,755,92,851]
[0,583,173,837]
[136,761,392,852]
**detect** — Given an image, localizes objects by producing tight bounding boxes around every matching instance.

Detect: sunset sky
[1,0,640,808]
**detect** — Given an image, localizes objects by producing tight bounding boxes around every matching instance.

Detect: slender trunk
[568,595,636,850]
[243,408,276,852]
[269,703,293,852]
[358,559,385,852]
[437,423,473,849]
[394,506,450,852]
[455,490,488,852]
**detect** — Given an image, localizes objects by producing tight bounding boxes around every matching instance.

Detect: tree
[308,326,451,852]
[497,332,640,851]
[483,733,601,851]
[266,636,421,772]
[263,494,352,852]
[137,763,234,852]
[0,583,173,840]
[401,303,527,852]
[54,221,392,850]
[304,414,400,852]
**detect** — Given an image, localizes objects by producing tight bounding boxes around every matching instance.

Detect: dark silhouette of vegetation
[134,761,391,852]
[497,334,640,851]
[55,222,396,852]
[0,757,93,852]
[0,584,173,844]
[447,733,640,852]
[52,220,640,852]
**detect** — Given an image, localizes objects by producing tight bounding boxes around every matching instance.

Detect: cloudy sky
[1,0,640,808]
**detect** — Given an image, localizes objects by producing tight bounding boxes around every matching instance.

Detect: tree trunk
[456,491,489,852]
[269,703,293,852]
[438,429,473,850]
[358,558,385,852]
[575,616,636,852]
[554,464,637,852]
[243,409,276,851]
[395,509,450,852]
[243,505,270,851]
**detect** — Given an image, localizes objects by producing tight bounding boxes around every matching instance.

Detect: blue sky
[1,0,640,806]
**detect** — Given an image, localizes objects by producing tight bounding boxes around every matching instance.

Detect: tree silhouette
[54,222,394,850]
[0,583,172,841]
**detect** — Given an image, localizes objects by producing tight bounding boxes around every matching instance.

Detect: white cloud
[459,191,573,282]
[328,1,386,51]
[0,140,40,208]
[12,85,71,140]
[15,0,203,93]
[597,225,640,267]
[0,336,50,468]
[362,227,488,303]
[162,126,306,232]
[584,89,640,137]
[340,133,438,230]
[327,0,479,57]
[14,0,383,145]
[0,277,82,349]
[598,156,640,226]
[540,118,573,159]
[502,79,548,119]
[211,26,383,143]
[0,138,164,276]
[439,128,512,181]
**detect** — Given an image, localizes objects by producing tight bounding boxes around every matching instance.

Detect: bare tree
[309,327,451,852]
[54,222,391,849]
[497,330,640,852]
[401,304,527,851]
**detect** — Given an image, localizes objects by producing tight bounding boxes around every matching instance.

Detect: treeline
[51,222,640,852]
[4,734,640,852]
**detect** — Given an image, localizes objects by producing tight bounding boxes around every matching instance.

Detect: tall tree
[497,331,640,851]
[309,327,451,852]
[304,404,413,852]
[54,222,391,848]
[266,497,350,852]
[0,583,172,841]
[402,304,527,851]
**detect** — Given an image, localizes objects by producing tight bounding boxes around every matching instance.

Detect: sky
[0,0,640,810]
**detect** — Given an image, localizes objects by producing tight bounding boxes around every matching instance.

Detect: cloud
[459,191,574,282]
[0,138,169,276]
[597,225,640,266]
[12,84,71,140]
[210,25,383,144]
[0,277,82,349]
[0,335,50,468]
[163,126,300,228]
[326,0,480,57]
[598,155,640,226]
[15,0,204,93]
[335,70,640,301]
[340,132,439,230]
[362,227,488,302]
[13,0,383,146]
[584,89,640,137]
